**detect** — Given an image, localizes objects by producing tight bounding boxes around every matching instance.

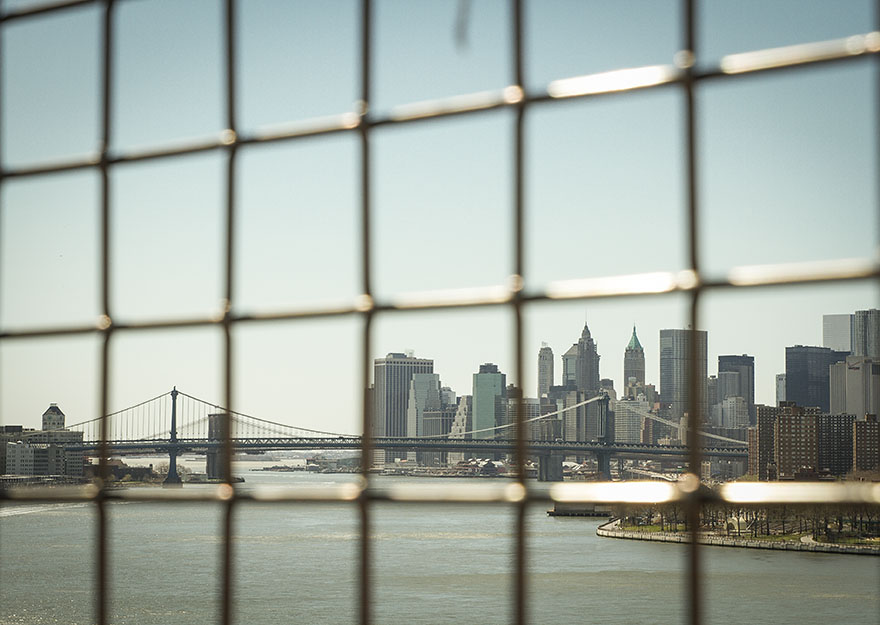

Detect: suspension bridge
[55,388,747,483]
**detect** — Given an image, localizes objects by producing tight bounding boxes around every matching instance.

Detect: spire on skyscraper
[626,325,642,351]
[576,322,600,394]
[581,322,592,340]
[623,325,646,395]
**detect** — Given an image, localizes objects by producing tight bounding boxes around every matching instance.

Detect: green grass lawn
[816,534,878,546]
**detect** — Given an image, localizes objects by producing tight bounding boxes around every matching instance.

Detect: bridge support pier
[163,388,183,488]
[538,452,564,482]
[595,451,611,481]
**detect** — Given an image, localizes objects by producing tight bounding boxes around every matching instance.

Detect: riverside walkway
[597,518,880,556]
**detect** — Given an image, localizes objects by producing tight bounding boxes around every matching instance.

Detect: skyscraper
[829,356,880,417]
[472,363,506,440]
[373,352,433,460]
[623,325,645,396]
[406,373,441,438]
[659,328,708,423]
[716,370,740,405]
[447,396,473,464]
[718,354,755,425]
[576,323,600,394]
[562,344,578,386]
[41,404,65,431]
[784,345,847,412]
[852,308,880,358]
[823,313,854,352]
[537,343,554,398]
[612,398,650,443]
[775,373,786,405]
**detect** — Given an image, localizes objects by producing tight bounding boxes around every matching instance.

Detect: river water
[1,468,877,625]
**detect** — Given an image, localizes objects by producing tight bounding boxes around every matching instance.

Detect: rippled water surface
[2,470,877,624]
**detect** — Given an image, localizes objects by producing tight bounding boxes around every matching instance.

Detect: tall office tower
[537,397,564,441]
[623,326,645,396]
[718,354,756,425]
[500,391,542,440]
[720,396,749,429]
[706,375,718,407]
[784,345,847,412]
[600,378,616,402]
[559,388,585,442]
[440,386,457,407]
[576,323,600,394]
[422,391,458,466]
[537,343,554,398]
[41,404,64,431]
[852,309,880,358]
[823,313,854,352]
[406,373,441,438]
[829,356,880,417]
[659,328,708,424]
[829,361,846,414]
[585,395,610,441]
[373,352,433,461]
[472,363,506,440]
[562,344,578,386]
[447,396,473,464]
[716,371,741,403]
[611,398,650,443]
[775,374,786,405]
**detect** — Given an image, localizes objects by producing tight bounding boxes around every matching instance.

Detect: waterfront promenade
[597,518,880,556]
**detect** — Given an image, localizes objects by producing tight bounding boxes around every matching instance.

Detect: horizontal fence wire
[6,480,880,506]
[0,2,878,625]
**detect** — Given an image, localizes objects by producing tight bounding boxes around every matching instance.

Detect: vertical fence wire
[358,2,374,624]
[681,1,704,623]
[220,1,239,624]
[876,0,880,610]
[511,2,528,624]
[96,1,116,624]
[0,0,3,425]
[1,2,879,625]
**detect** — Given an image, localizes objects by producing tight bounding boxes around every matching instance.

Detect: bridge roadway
[66,437,748,459]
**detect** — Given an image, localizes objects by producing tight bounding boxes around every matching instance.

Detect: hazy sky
[1,0,877,434]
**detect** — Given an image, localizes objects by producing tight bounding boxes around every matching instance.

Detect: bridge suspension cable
[397,393,608,439]
[176,391,360,438]
[61,390,172,432]
[623,403,747,447]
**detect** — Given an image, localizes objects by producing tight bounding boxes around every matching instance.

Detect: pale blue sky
[1,0,877,433]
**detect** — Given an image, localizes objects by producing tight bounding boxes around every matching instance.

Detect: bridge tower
[595,393,612,479]
[205,413,224,480]
[162,387,182,487]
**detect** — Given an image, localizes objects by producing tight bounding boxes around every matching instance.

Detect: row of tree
[616,496,880,543]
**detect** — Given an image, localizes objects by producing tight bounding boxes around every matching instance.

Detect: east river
[1,468,878,625]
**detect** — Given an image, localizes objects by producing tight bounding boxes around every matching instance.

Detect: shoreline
[596,518,880,556]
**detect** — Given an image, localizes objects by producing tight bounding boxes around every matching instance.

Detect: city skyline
[6,300,879,433]
[2,5,879,625]
[1,2,877,436]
